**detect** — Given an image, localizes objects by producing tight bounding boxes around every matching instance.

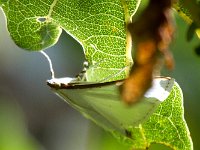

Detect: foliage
[0,0,198,149]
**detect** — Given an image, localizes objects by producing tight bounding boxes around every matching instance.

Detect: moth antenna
[40,50,55,79]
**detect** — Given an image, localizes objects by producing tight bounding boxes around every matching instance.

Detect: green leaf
[174,0,200,56]
[0,0,141,81]
[116,83,193,150]
[0,0,62,51]
[174,0,200,26]
[0,1,193,150]
[174,0,200,39]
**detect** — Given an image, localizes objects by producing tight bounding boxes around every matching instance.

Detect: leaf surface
[0,1,193,149]
[117,83,193,150]
[0,0,140,81]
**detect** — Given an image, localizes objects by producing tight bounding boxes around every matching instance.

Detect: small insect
[76,61,89,81]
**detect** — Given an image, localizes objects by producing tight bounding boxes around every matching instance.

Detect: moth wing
[49,77,174,134]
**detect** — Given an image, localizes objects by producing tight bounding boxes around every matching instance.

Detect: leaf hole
[37,17,47,22]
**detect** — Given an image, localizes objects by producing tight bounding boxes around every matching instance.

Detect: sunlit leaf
[0,0,141,82]
[118,83,193,150]
[0,0,193,149]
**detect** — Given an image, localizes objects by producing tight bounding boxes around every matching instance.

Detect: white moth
[47,77,174,134]
[40,50,175,135]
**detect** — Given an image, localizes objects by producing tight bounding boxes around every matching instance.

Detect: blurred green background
[0,5,200,150]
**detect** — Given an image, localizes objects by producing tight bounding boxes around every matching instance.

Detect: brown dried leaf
[121,0,175,104]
